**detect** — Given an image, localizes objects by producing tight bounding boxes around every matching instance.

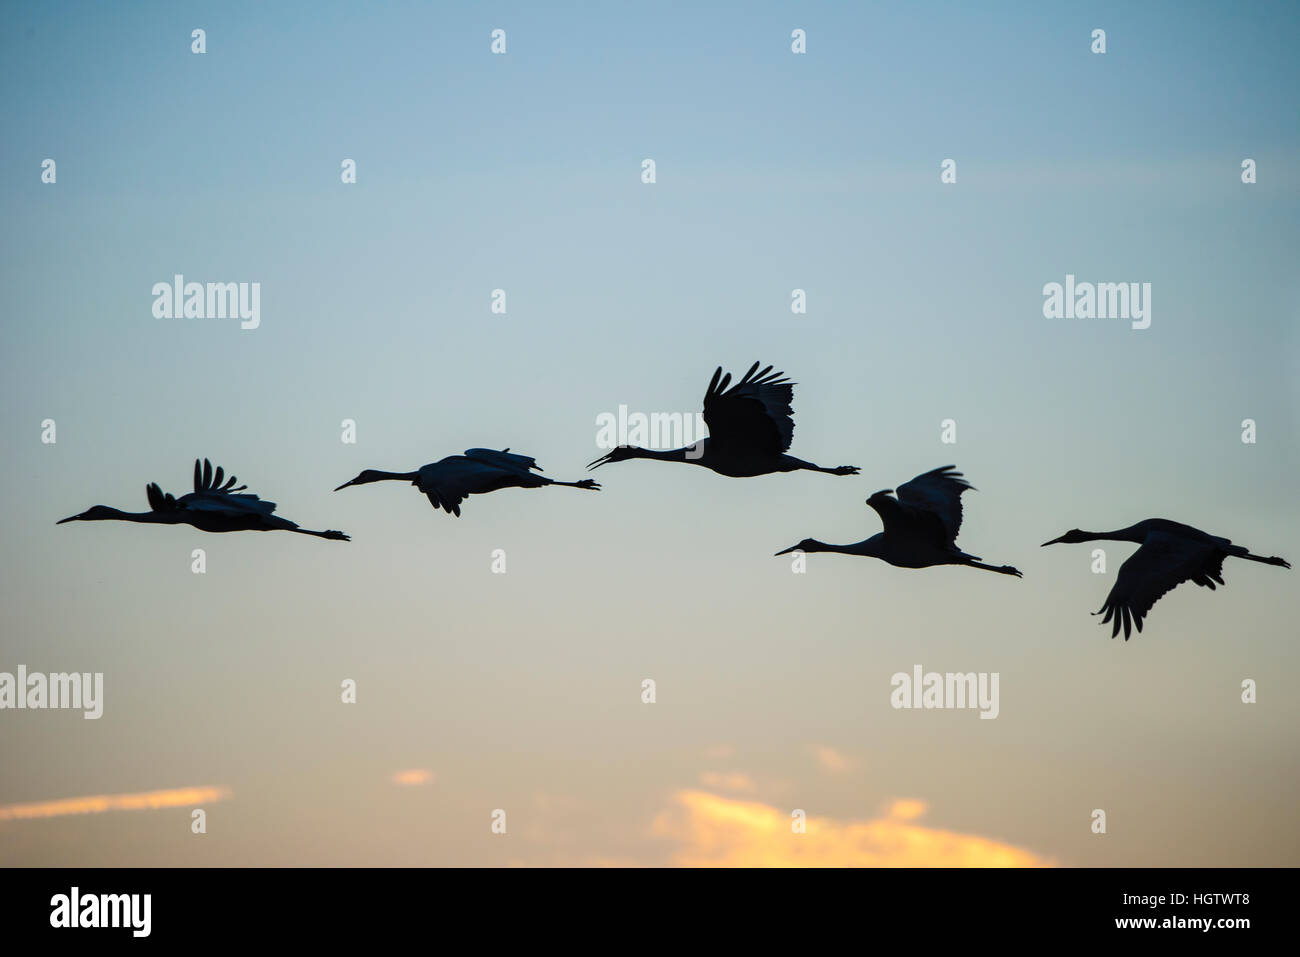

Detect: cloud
[699,771,756,792]
[651,791,1052,867]
[811,744,854,772]
[0,786,231,822]
[390,769,434,786]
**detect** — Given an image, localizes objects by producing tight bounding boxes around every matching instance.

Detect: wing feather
[145,482,178,512]
[464,448,539,474]
[180,459,270,514]
[1095,533,1226,640]
[425,489,464,517]
[702,361,795,454]
[895,466,973,542]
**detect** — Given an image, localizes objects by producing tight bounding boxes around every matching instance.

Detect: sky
[1,0,1297,867]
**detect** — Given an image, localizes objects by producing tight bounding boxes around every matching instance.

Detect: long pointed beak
[586,455,609,471]
[1041,536,1065,547]
[56,515,78,524]
[774,545,801,556]
[333,480,355,491]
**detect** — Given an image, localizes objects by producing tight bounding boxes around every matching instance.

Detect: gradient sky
[1,0,1297,866]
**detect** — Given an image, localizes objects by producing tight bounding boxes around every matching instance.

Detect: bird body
[588,362,859,478]
[58,459,350,540]
[335,448,599,516]
[804,532,986,570]
[775,466,1022,577]
[1042,518,1290,638]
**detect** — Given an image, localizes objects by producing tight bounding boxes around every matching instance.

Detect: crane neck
[1083,527,1147,544]
[808,539,879,556]
[103,508,180,523]
[631,446,696,463]
[361,470,420,484]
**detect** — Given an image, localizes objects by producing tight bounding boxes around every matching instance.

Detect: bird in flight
[1041,519,1290,639]
[775,465,1022,577]
[58,458,350,540]
[334,448,599,517]
[587,362,859,478]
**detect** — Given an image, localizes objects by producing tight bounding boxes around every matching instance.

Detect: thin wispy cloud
[811,744,854,773]
[0,786,231,822]
[698,771,756,792]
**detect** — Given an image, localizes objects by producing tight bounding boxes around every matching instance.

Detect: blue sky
[1,1,1297,866]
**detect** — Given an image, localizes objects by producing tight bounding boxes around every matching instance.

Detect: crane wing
[866,491,950,548]
[193,458,248,495]
[145,482,179,512]
[1096,532,1227,639]
[182,494,278,516]
[418,456,521,517]
[424,488,466,517]
[702,362,795,455]
[177,458,277,515]
[464,448,540,474]
[895,466,973,541]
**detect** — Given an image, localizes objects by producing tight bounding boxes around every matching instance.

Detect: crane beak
[333,479,356,491]
[1041,535,1066,547]
[774,544,800,556]
[56,514,79,524]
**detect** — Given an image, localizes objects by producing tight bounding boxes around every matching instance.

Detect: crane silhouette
[1041,519,1290,639]
[775,466,1022,577]
[586,362,859,478]
[58,458,350,540]
[334,448,599,516]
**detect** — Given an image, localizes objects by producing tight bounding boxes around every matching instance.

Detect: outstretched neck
[631,446,697,463]
[806,539,878,556]
[104,508,178,524]
[362,469,420,483]
[1082,527,1145,544]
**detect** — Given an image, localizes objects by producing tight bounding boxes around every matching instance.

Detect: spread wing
[145,482,179,512]
[464,448,540,475]
[702,362,795,455]
[176,458,277,515]
[895,466,973,542]
[419,456,523,517]
[424,489,466,517]
[1095,533,1227,640]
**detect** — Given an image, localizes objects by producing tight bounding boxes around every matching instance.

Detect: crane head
[57,505,116,524]
[334,470,386,491]
[775,538,821,556]
[1041,528,1086,546]
[587,446,639,470]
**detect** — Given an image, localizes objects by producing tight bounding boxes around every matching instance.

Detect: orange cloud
[0,786,231,822]
[652,791,1052,867]
[390,769,434,786]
